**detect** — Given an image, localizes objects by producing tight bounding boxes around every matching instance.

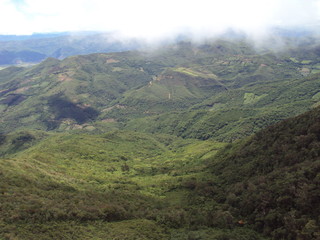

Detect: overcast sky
[1,0,320,41]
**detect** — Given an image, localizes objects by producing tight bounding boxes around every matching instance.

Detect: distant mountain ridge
[0,28,319,65]
[0,32,141,65]
[0,32,70,41]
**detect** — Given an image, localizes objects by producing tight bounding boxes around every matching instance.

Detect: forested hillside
[0,38,319,239]
[207,106,320,239]
[0,40,319,141]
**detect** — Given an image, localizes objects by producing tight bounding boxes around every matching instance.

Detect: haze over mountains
[0,32,142,65]
[0,27,319,66]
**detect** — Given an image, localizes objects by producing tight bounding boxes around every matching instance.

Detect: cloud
[1,0,320,41]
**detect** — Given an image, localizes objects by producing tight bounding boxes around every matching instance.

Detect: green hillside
[204,106,320,239]
[0,38,320,239]
[1,130,265,239]
[126,72,320,141]
[1,98,319,240]
[0,39,319,142]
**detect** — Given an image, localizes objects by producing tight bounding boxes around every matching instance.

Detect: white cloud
[0,0,32,34]
[1,0,320,40]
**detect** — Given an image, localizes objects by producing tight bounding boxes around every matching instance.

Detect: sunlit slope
[0,39,320,141]
[0,130,238,239]
[2,106,318,239]
[0,52,154,132]
[126,72,320,141]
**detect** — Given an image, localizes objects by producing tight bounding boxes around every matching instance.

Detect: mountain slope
[0,52,154,132]
[205,106,320,239]
[2,104,319,239]
[2,38,320,239]
[126,72,320,141]
[0,39,320,142]
[2,130,254,239]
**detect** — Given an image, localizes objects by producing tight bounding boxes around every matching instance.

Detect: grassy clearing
[17,131,226,195]
[173,67,218,79]
[243,92,268,105]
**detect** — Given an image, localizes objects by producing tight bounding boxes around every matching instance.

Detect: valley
[0,38,319,239]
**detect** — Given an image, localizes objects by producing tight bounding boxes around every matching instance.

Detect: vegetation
[0,129,258,239]
[206,106,320,239]
[0,38,319,239]
[3,106,319,239]
[0,39,319,141]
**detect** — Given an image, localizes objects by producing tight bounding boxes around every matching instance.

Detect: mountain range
[0,39,320,140]
[0,32,140,65]
[0,37,319,239]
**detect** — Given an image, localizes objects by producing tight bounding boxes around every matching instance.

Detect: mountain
[0,39,319,142]
[0,33,69,41]
[0,37,320,239]
[0,32,140,65]
[0,93,319,240]
[0,50,46,65]
[206,106,320,239]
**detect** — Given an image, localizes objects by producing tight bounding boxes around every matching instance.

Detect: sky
[1,0,320,41]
